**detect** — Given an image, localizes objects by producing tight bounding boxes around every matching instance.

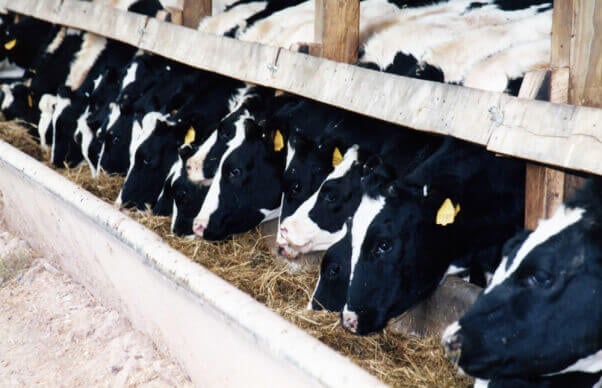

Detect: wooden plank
[570,0,602,108]
[314,0,359,63]
[551,0,573,67]
[182,0,211,29]
[3,0,602,177]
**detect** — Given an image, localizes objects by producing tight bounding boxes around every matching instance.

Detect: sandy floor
[0,228,192,387]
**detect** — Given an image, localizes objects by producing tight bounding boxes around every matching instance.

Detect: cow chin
[203,210,264,241]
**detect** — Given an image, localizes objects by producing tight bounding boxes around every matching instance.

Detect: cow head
[116,112,175,209]
[278,146,361,258]
[192,114,286,241]
[341,140,524,335]
[442,180,602,380]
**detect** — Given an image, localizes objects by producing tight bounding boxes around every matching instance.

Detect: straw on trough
[0,120,472,387]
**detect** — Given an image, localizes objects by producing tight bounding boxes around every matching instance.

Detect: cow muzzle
[442,321,463,365]
[192,218,208,238]
[341,308,359,333]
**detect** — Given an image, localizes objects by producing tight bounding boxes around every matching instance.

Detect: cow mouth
[277,241,313,259]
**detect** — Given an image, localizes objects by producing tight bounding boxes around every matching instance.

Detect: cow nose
[341,310,358,333]
[444,332,463,352]
[193,219,206,238]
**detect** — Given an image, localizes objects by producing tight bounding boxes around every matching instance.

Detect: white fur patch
[45,27,67,54]
[50,95,71,163]
[197,1,267,35]
[0,84,14,110]
[65,33,107,90]
[486,206,585,293]
[37,93,57,150]
[121,61,138,91]
[187,129,217,183]
[75,107,97,176]
[348,195,386,284]
[551,349,602,375]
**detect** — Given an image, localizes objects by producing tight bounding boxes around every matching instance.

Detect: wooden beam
[523,0,601,228]
[182,0,211,29]
[314,0,359,63]
[4,0,602,177]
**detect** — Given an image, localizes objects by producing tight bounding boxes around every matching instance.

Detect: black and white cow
[278,122,441,259]
[191,87,294,240]
[115,71,244,210]
[338,138,524,335]
[442,178,602,387]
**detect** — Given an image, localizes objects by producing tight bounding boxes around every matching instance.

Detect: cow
[191,88,293,241]
[442,178,602,387]
[115,71,244,210]
[278,123,442,259]
[339,138,524,335]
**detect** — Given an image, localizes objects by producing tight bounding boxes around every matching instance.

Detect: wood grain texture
[314,0,359,63]
[182,0,211,29]
[3,0,602,176]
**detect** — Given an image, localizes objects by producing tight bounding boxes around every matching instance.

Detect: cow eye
[523,271,554,288]
[174,190,187,202]
[290,182,301,196]
[143,158,151,166]
[372,239,392,258]
[327,263,340,279]
[228,168,241,178]
[219,129,231,140]
[111,136,119,145]
[323,192,336,203]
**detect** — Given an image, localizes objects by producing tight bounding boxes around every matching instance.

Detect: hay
[0,120,471,387]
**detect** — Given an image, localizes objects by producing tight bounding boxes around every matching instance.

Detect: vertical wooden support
[314,0,360,63]
[524,0,601,229]
[182,0,211,29]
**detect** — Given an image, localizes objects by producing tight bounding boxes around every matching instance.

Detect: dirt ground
[0,225,193,387]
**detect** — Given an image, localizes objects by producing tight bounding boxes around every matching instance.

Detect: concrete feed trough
[0,139,383,387]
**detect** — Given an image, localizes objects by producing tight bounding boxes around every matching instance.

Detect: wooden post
[314,0,360,63]
[524,0,601,229]
[182,0,211,29]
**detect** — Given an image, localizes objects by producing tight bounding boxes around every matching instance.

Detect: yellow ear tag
[436,198,461,226]
[4,39,16,50]
[332,147,343,167]
[184,127,195,144]
[273,129,284,152]
[27,94,33,108]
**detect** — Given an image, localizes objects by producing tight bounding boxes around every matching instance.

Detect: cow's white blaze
[485,205,584,293]
[192,110,251,235]
[0,84,14,110]
[75,107,97,176]
[347,194,386,286]
[285,141,295,170]
[65,33,107,90]
[279,146,358,253]
[121,61,138,90]
[50,95,71,163]
[186,129,217,184]
[442,321,462,346]
[92,73,103,92]
[106,102,120,130]
[37,93,57,150]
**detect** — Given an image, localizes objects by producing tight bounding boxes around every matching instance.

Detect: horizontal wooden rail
[2,0,602,176]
